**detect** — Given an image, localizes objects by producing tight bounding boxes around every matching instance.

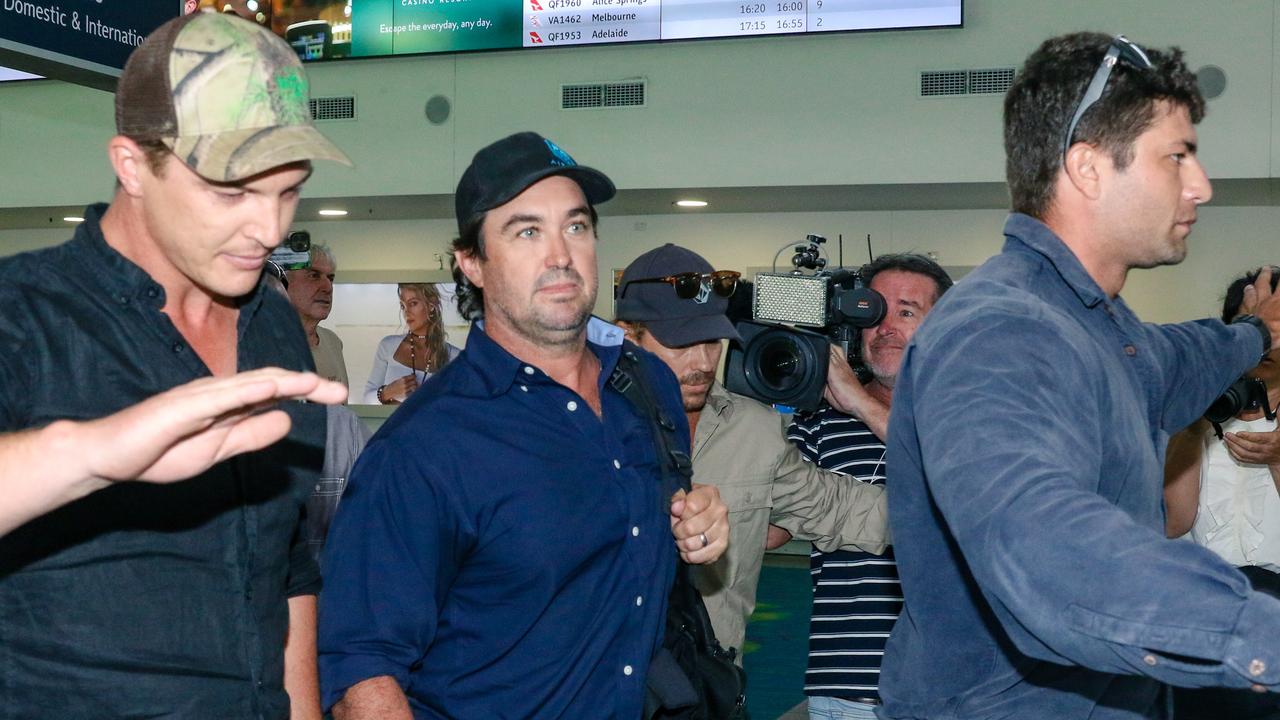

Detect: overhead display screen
[0,0,181,88]
[267,0,960,61]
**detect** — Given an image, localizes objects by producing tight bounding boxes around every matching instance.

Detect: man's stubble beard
[681,370,716,413]
[493,269,598,350]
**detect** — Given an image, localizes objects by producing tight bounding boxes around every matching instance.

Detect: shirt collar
[461,316,625,397]
[72,203,163,306]
[1003,213,1108,309]
[705,381,734,418]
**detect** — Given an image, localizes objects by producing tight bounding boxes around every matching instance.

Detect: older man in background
[288,243,350,390]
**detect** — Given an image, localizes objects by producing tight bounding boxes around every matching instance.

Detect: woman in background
[363,283,460,404]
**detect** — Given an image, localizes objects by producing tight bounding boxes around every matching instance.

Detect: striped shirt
[787,405,900,701]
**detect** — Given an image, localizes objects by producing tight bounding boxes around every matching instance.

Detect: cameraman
[783,253,952,720]
[1164,266,1280,719]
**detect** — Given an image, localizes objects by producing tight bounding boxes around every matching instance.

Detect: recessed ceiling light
[63,216,84,223]
[318,209,348,217]
[674,199,708,208]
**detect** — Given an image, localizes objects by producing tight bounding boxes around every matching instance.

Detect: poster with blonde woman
[363,283,461,404]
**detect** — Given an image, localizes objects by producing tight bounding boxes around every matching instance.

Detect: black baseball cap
[617,244,742,347]
[454,132,616,230]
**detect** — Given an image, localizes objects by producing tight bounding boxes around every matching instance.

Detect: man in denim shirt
[880,32,1280,719]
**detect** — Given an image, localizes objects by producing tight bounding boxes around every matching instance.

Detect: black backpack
[609,347,750,720]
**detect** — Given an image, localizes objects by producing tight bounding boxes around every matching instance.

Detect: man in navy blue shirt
[880,33,1280,719]
[318,132,729,719]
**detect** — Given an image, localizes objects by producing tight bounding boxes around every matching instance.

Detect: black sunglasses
[625,270,741,301]
[1061,35,1155,162]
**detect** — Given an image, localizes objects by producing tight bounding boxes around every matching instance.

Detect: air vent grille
[920,70,968,97]
[562,81,646,110]
[921,68,1016,97]
[562,84,605,109]
[604,81,645,107]
[310,95,356,121]
[969,68,1015,94]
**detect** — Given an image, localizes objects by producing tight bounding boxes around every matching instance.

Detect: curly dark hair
[1004,32,1205,219]
[1221,266,1280,323]
[449,205,600,322]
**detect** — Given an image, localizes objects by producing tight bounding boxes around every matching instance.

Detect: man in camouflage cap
[0,10,349,718]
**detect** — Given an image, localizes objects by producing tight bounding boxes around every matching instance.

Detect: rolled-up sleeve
[903,308,1280,691]
[317,439,468,711]
[768,442,889,555]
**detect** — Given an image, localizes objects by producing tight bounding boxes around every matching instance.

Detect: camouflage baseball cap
[115,11,350,182]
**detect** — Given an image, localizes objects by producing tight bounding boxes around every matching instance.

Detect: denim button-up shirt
[880,213,1280,719]
[318,319,683,718]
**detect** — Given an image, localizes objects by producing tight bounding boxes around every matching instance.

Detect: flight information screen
[276,0,961,60]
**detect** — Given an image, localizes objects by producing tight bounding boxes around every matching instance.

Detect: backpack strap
[610,345,747,719]
[609,345,693,499]
[609,346,733,652]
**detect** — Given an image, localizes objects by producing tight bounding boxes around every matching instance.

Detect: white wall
[2,0,1279,326]
[6,203,1276,326]
[1,0,1278,205]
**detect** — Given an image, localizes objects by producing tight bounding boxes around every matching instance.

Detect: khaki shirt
[690,382,889,656]
[312,326,350,390]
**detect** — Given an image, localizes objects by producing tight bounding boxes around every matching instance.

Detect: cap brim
[644,314,742,347]
[166,124,352,183]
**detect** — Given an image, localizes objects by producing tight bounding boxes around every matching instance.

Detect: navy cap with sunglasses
[1061,34,1155,161]
[617,244,743,347]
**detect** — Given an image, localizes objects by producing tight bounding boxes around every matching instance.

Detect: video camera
[269,230,312,270]
[724,235,886,411]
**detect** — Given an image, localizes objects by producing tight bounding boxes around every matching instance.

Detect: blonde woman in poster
[363,283,461,404]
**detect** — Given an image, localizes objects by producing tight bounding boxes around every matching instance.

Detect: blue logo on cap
[545,139,577,168]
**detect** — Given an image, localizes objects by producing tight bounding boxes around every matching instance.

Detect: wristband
[376,384,388,404]
[1233,314,1272,359]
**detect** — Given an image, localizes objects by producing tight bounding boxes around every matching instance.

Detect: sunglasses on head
[1061,35,1155,162]
[626,270,741,302]
[264,260,289,289]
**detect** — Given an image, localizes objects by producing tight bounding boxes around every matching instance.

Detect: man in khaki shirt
[615,243,889,655]
[287,244,350,390]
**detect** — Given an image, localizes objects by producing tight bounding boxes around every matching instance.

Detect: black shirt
[0,204,324,719]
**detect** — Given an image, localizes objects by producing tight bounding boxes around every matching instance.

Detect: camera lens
[1205,376,1266,424]
[742,328,823,399]
[285,230,311,253]
[758,339,803,391]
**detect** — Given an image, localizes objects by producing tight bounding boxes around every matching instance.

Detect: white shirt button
[636,595,643,607]
[623,665,633,676]
[523,366,535,375]
[613,459,621,469]
[567,400,578,412]
[520,385,528,392]
[631,526,640,537]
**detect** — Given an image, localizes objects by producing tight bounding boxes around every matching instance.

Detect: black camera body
[1204,375,1275,439]
[1205,376,1269,424]
[724,236,886,411]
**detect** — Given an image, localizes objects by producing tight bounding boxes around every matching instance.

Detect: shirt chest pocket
[713,475,774,516]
